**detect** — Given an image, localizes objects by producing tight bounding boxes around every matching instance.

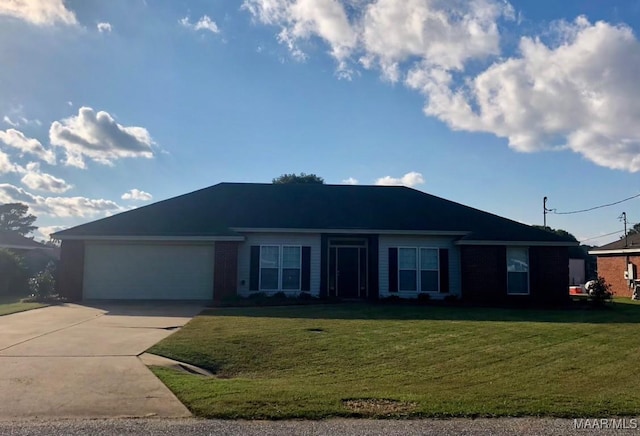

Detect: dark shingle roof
[0,231,48,250]
[53,183,572,244]
[592,233,640,251]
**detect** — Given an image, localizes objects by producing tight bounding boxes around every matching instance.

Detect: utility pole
[620,212,628,247]
[543,196,548,228]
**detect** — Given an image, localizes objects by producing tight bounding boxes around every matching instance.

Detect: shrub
[0,249,29,296]
[28,261,57,300]
[443,294,459,304]
[270,291,288,301]
[298,291,314,301]
[417,293,431,304]
[586,276,613,307]
[380,295,402,304]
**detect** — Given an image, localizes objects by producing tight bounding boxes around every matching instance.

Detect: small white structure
[569,258,585,286]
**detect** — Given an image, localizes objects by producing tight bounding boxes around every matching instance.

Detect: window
[398,247,440,292]
[398,248,417,291]
[259,245,301,291]
[260,246,279,290]
[282,246,301,290]
[507,247,529,295]
[420,248,439,292]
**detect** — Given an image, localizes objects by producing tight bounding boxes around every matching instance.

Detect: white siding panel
[378,235,461,299]
[83,243,215,300]
[237,233,321,296]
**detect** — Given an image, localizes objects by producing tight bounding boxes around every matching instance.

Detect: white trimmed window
[399,248,418,291]
[507,247,529,295]
[259,245,301,291]
[420,248,439,292]
[398,247,440,292]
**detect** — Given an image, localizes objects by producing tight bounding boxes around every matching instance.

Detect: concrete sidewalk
[0,303,202,419]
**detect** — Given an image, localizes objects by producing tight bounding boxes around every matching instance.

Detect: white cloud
[38,225,66,240]
[3,116,18,127]
[243,0,358,76]
[0,0,77,26]
[375,171,424,187]
[409,17,640,172]
[360,0,510,81]
[0,150,22,174]
[180,15,220,34]
[0,183,123,218]
[341,177,359,185]
[0,128,56,164]
[97,22,112,33]
[245,3,640,173]
[121,188,152,201]
[242,0,511,79]
[20,162,72,193]
[49,107,154,169]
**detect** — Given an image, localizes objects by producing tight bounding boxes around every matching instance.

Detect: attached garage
[83,243,215,300]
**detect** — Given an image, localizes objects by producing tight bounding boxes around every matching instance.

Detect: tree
[532,225,578,242]
[0,203,37,237]
[0,248,29,296]
[626,223,640,236]
[534,225,596,279]
[272,173,324,184]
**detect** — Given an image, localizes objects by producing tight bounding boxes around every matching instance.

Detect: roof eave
[54,235,245,242]
[456,240,578,247]
[589,248,640,255]
[230,227,470,236]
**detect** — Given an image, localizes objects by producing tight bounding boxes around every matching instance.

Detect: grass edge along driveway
[0,296,46,316]
[149,301,640,419]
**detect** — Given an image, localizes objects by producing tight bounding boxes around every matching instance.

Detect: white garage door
[83,243,215,300]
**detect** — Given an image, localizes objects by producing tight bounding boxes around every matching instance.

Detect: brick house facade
[589,233,640,298]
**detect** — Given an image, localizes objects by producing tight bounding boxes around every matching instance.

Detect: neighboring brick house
[589,233,640,297]
[53,183,574,304]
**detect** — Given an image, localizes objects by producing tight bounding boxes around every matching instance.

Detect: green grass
[149,300,640,419]
[0,296,46,316]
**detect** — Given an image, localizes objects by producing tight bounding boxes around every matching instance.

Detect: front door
[337,247,359,298]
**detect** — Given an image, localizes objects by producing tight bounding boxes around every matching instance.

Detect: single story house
[53,183,574,304]
[0,231,49,252]
[0,231,58,274]
[588,233,640,297]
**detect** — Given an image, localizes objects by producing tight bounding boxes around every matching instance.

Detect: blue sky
[1,0,640,246]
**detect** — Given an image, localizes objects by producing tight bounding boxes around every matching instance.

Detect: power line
[579,229,624,243]
[578,220,640,243]
[550,192,640,215]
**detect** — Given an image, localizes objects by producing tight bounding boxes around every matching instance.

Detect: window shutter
[301,246,311,291]
[250,246,260,291]
[439,248,449,293]
[389,247,398,293]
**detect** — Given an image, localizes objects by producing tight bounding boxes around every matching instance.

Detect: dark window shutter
[439,248,449,293]
[301,246,311,291]
[250,246,260,291]
[389,247,398,293]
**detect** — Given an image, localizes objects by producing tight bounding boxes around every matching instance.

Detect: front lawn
[0,296,46,316]
[149,300,640,419]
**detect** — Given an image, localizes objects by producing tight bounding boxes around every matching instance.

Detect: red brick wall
[461,245,569,304]
[529,246,569,303]
[596,255,640,297]
[460,245,507,302]
[57,240,84,301]
[214,241,239,301]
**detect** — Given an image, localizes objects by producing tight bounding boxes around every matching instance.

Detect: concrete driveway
[0,302,203,419]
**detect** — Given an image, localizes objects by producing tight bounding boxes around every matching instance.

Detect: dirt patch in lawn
[342,398,417,417]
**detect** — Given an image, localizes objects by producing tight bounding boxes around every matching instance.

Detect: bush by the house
[0,248,29,296]
[28,261,57,300]
[587,276,613,307]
